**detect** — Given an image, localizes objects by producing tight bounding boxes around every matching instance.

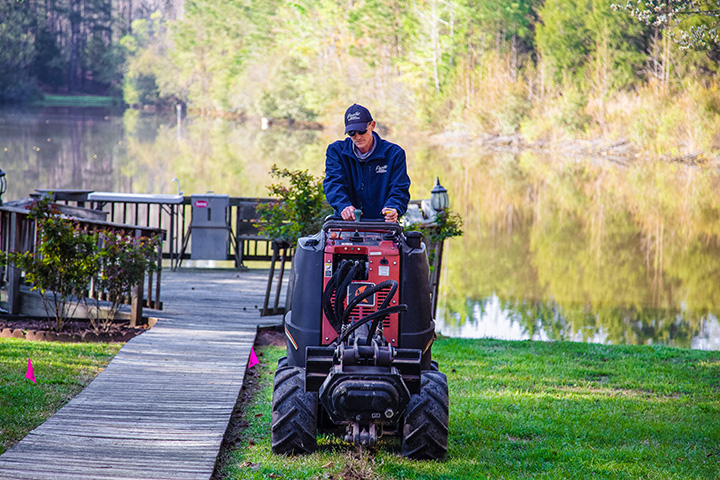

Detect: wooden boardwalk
[0,268,285,480]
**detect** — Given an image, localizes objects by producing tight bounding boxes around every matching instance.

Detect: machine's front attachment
[306,340,421,446]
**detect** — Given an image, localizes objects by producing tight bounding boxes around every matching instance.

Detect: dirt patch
[211,348,266,480]
[337,451,380,480]
[0,315,150,343]
[255,327,285,347]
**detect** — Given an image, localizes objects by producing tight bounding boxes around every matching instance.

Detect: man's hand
[382,208,398,223]
[341,206,356,221]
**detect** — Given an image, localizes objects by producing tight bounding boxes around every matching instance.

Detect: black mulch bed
[0,315,150,343]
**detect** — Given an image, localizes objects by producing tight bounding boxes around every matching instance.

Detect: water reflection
[436,296,720,350]
[429,151,720,351]
[2,107,720,350]
[0,107,332,201]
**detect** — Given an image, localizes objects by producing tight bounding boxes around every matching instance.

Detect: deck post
[273,242,290,314]
[130,229,144,326]
[154,238,162,309]
[429,238,445,318]
[262,241,279,316]
[7,212,22,314]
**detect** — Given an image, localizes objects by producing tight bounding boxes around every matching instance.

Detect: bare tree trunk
[510,33,517,82]
[69,0,81,93]
[663,32,670,92]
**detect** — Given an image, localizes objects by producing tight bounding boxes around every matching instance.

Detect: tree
[614,1,720,48]
[536,0,647,91]
[0,1,40,102]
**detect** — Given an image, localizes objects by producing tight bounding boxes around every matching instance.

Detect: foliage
[0,338,121,456]
[6,0,720,145]
[4,197,98,332]
[0,1,41,102]
[425,210,464,244]
[120,14,180,108]
[614,0,720,48]
[255,165,332,245]
[404,208,464,269]
[85,231,161,333]
[218,338,720,479]
[536,0,647,91]
[1,196,162,332]
[0,0,184,100]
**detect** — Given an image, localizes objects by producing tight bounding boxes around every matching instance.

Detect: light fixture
[430,177,449,212]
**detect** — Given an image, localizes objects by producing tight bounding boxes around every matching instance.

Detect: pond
[2,106,720,350]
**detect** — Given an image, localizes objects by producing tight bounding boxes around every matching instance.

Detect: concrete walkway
[0,269,283,480]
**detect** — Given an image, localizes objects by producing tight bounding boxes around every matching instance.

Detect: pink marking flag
[248,347,259,369]
[26,358,36,383]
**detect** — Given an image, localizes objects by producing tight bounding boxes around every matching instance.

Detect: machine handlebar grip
[322,219,403,235]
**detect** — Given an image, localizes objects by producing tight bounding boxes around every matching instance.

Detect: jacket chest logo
[375,165,388,174]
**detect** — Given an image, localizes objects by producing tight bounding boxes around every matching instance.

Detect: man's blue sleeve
[323,143,353,214]
[383,146,411,216]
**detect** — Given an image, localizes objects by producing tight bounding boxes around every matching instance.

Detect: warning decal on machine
[324,263,333,277]
[378,266,390,277]
[347,282,376,307]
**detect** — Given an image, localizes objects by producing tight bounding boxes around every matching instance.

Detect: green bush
[255,165,332,245]
[4,197,97,332]
[2,196,161,332]
[86,230,160,332]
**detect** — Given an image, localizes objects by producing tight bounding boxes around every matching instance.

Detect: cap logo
[347,112,361,122]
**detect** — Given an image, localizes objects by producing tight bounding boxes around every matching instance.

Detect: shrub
[3,197,97,332]
[2,196,162,332]
[85,231,161,332]
[256,165,332,245]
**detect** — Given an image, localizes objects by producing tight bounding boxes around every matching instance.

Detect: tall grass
[418,51,720,160]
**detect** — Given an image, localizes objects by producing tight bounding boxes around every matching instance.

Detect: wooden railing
[39,190,275,270]
[0,201,165,326]
[14,191,447,319]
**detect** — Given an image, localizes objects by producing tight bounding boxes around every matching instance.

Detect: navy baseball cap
[344,104,373,134]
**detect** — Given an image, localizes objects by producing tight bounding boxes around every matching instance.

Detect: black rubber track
[401,370,449,460]
[270,364,318,455]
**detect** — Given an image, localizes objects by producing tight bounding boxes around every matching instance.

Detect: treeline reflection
[424,150,720,350]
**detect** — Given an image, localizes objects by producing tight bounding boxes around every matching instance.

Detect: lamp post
[428,178,449,317]
[430,177,449,212]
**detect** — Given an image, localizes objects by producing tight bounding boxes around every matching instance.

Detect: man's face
[348,121,376,153]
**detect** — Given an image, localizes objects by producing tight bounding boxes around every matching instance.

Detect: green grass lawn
[0,338,121,455]
[218,337,720,480]
[31,94,120,108]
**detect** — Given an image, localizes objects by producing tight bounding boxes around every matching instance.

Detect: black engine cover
[318,366,411,425]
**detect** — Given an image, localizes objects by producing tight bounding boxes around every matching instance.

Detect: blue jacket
[323,132,411,220]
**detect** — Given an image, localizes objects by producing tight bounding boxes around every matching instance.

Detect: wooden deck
[0,268,285,480]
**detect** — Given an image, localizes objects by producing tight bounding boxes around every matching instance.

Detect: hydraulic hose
[336,304,408,345]
[365,281,398,345]
[322,263,404,344]
[335,262,363,323]
[338,280,400,345]
[340,279,398,326]
[322,260,352,332]
[322,260,363,333]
